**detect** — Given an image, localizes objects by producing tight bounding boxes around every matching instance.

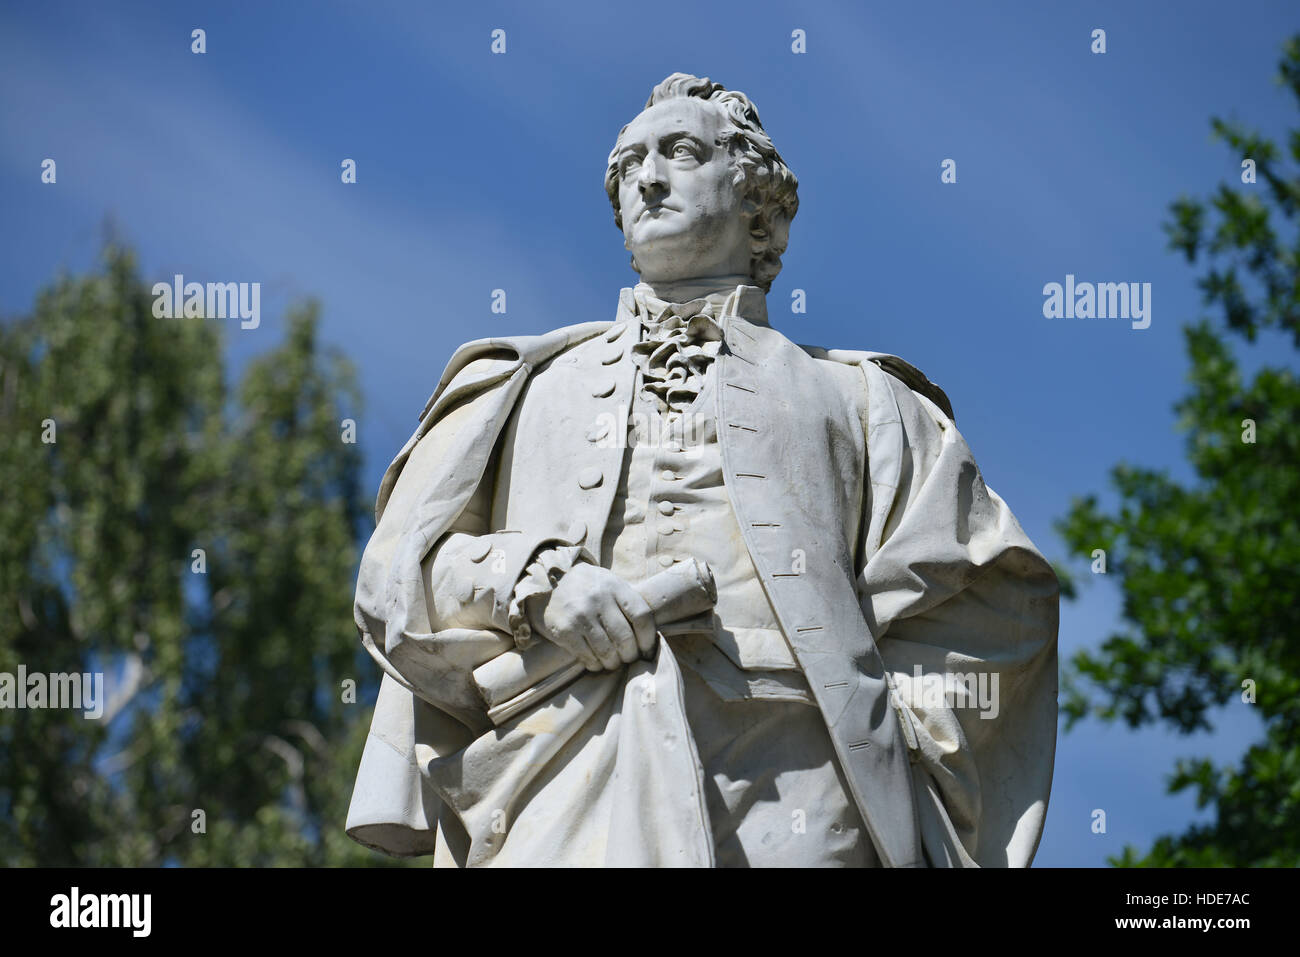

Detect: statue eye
[670,142,698,160]
[620,155,642,175]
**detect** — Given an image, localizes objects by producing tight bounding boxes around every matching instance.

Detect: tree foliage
[1057,38,1300,866]
[0,242,400,865]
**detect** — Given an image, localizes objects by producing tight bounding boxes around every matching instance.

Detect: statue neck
[635,274,753,304]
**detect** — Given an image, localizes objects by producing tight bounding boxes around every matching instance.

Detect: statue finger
[584,621,621,671]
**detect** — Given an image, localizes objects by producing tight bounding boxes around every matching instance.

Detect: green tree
[1056,38,1300,866]
[0,241,400,865]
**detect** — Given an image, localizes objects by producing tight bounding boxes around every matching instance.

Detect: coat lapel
[715,316,925,867]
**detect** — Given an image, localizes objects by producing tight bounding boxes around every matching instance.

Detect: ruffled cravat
[629,289,727,414]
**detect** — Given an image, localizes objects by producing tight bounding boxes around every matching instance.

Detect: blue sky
[3,0,1296,866]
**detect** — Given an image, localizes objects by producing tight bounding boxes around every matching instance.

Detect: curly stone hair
[604,73,799,292]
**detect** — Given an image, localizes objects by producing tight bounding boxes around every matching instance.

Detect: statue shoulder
[796,342,955,422]
[419,320,612,421]
[442,320,612,379]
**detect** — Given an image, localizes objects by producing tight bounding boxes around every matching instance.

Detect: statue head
[604,73,799,293]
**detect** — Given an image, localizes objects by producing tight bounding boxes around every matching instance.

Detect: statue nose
[637,154,667,195]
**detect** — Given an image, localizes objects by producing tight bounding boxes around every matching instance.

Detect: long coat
[345,302,1059,867]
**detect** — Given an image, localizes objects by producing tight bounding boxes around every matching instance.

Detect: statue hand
[532,564,657,671]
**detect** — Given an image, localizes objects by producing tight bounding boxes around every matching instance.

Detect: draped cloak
[345,312,1059,867]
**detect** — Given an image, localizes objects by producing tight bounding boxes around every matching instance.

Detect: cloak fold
[346,321,1057,867]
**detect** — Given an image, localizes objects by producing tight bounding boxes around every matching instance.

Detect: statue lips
[636,202,678,222]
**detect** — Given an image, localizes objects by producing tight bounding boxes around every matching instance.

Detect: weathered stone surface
[346,73,1058,868]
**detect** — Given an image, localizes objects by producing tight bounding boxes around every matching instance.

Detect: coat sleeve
[354,354,531,729]
[347,323,611,857]
[856,360,1059,867]
[421,494,590,649]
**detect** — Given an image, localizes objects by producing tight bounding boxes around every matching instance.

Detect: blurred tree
[0,240,402,865]
[1056,37,1300,866]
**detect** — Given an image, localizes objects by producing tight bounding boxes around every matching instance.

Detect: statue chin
[629,242,746,288]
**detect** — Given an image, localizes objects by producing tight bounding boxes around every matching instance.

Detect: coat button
[601,349,624,365]
[586,421,612,442]
[578,468,603,490]
[467,539,493,562]
[657,521,675,536]
[565,520,587,544]
[605,323,626,342]
[592,379,616,398]
[660,469,675,481]
[657,500,675,515]
[657,554,676,568]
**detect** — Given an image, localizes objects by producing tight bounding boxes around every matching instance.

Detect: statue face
[615,97,752,285]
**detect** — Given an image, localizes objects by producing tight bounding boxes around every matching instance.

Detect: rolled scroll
[473,558,716,725]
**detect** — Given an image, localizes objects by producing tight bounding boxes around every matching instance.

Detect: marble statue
[345,73,1059,867]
